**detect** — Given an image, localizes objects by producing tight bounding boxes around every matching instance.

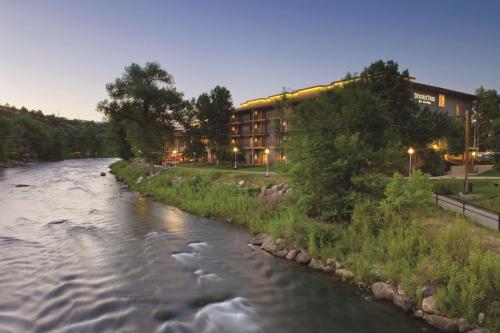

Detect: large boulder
[261,240,278,253]
[295,251,311,265]
[423,315,458,332]
[250,234,272,246]
[422,296,438,314]
[393,294,413,313]
[371,282,397,301]
[285,249,298,260]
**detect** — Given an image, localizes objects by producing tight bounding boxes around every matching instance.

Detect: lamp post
[233,147,238,169]
[172,150,177,168]
[407,147,414,178]
[264,148,270,177]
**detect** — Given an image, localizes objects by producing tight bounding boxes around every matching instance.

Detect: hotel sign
[414,93,436,105]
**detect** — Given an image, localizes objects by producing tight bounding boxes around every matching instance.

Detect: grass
[178,162,289,173]
[432,178,500,212]
[111,160,500,331]
[477,168,500,177]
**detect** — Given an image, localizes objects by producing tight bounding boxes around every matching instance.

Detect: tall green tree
[288,85,395,222]
[196,86,234,162]
[359,60,419,147]
[474,87,500,150]
[97,62,185,174]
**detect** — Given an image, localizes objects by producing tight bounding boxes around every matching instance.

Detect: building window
[455,104,461,118]
[438,94,446,108]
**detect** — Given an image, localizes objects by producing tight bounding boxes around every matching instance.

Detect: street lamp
[172,150,177,168]
[264,148,270,177]
[233,147,238,169]
[407,147,414,178]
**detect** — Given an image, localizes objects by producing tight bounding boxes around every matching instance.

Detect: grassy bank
[111,160,499,331]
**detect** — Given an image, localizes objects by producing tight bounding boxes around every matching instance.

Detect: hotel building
[230,78,475,165]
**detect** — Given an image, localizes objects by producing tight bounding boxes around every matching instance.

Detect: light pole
[407,147,414,178]
[233,147,238,169]
[172,150,177,168]
[264,148,270,177]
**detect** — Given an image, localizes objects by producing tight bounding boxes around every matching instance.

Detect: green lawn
[476,168,500,177]
[178,162,288,173]
[432,178,500,212]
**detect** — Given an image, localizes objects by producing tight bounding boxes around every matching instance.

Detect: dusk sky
[1,0,499,121]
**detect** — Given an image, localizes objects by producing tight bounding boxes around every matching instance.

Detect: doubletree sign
[414,93,436,105]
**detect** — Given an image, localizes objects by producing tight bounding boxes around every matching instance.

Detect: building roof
[236,77,475,111]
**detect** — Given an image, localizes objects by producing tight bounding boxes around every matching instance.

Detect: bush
[433,179,461,195]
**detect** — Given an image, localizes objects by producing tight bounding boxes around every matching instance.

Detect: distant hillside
[0,104,118,164]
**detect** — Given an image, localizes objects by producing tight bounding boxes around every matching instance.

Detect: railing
[434,193,500,231]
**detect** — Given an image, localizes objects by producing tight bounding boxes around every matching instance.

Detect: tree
[359,60,419,147]
[97,62,185,175]
[287,85,394,222]
[474,87,500,150]
[196,86,234,163]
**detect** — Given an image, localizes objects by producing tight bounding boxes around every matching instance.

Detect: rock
[326,258,335,266]
[393,294,413,313]
[477,313,484,325]
[271,184,279,191]
[100,172,106,176]
[466,328,490,333]
[423,315,458,332]
[371,282,397,301]
[422,296,438,314]
[225,218,233,223]
[414,309,425,318]
[137,176,144,184]
[295,251,311,265]
[457,318,472,333]
[273,249,289,258]
[15,184,30,187]
[335,269,354,279]
[286,249,298,260]
[250,234,272,246]
[419,285,437,298]
[309,258,333,272]
[237,180,245,186]
[261,240,278,253]
[275,238,286,247]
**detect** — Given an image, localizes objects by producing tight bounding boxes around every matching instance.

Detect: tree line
[0,105,118,163]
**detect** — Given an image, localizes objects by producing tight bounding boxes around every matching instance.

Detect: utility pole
[464,110,470,194]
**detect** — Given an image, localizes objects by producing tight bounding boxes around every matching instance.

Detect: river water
[0,159,438,333]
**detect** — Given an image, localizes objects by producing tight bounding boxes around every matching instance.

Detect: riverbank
[111,160,499,332]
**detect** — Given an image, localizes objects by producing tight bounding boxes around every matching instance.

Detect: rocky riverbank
[251,233,495,333]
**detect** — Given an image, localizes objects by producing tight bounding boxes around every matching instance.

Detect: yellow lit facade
[231,77,474,165]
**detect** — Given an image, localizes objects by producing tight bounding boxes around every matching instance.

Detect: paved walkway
[430,176,500,180]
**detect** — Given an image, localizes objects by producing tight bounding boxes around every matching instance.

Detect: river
[0,159,438,333]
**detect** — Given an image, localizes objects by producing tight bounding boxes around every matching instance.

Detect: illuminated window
[455,104,461,118]
[438,94,446,108]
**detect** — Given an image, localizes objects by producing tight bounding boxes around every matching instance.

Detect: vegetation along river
[0,159,440,333]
